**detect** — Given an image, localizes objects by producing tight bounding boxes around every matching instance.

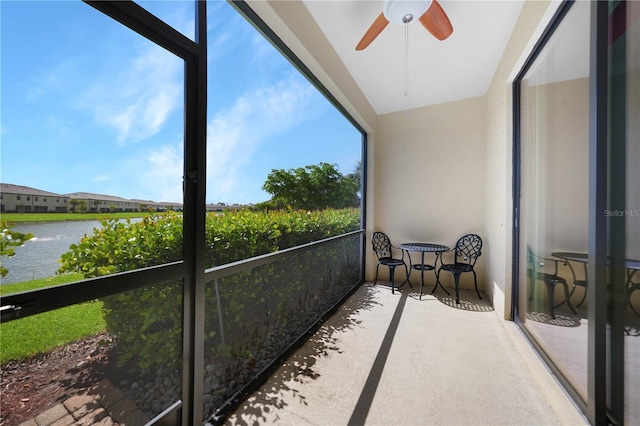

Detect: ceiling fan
[356,0,453,50]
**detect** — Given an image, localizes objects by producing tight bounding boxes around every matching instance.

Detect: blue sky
[1,1,362,205]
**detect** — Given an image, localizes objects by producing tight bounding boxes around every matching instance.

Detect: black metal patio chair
[437,234,483,304]
[371,231,409,294]
[527,247,577,319]
[627,273,640,319]
[563,257,588,308]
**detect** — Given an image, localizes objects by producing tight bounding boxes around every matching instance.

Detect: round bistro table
[399,243,450,300]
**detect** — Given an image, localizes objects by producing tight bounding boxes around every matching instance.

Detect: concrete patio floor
[226,282,589,425]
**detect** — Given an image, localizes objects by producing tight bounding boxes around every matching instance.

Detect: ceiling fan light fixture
[383,0,433,25]
[355,0,451,51]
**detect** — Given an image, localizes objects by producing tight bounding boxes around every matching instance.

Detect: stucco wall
[368,97,487,291]
[250,0,563,318]
[366,1,561,312]
[483,0,556,318]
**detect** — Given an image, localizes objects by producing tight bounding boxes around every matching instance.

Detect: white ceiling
[302,1,526,115]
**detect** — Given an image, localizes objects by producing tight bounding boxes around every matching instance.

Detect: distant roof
[1,183,185,206]
[129,199,156,204]
[65,192,132,202]
[1,183,67,198]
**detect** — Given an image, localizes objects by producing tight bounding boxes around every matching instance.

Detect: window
[1,1,189,423]
[200,2,364,421]
[1,0,185,285]
[0,2,365,425]
[205,1,362,231]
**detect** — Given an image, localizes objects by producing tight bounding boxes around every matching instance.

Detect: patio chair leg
[562,282,577,314]
[390,266,396,295]
[547,283,555,319]
[431,270,449,295]
[454,274,461,304]
[576,288,588,307]
[404,264,412,288]
[629,288,640,318]
[553,282,578,315]
[473,271,482,299]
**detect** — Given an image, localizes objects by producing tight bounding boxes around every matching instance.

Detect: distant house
[129,198,161,212]
[205,203,246,212]
[130,199,183,212]
[156,201,183,212]
[206,203,226,212]
[65,192,140,213]
[65,193,184,213]
[0,183,184,214]
[0,183,69,213]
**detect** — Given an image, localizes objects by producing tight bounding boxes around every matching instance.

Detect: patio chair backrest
[372,231,393,260]
[454,234,482,265]
[526,246,560,275]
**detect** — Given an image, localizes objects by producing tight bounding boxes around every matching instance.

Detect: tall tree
[262,162,360,210]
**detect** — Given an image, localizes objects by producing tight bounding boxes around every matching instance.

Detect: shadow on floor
[225,283,383,425]
[347,289,408,425]
[381,280,495,312]
[526,310,583,327]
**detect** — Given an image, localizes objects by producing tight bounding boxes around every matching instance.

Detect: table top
[399,243,450,253]
[552,251,640,270]
[552,252,588,263]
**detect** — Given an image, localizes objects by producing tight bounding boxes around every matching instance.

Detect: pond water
[2,220,105,285]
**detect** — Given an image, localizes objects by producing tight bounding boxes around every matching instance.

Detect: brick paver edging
[18,379,148,426]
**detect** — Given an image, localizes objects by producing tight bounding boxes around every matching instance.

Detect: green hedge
[58,209,359,275]
[58,209,360,371]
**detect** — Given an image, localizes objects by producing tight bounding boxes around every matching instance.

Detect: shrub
[1,221,34,277]
[58,212,183,277]
[58,208,360,371]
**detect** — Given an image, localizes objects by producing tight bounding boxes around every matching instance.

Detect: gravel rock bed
[119,286,351,421]
[119,316,319,419]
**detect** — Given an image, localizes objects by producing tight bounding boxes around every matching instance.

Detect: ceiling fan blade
[356,12,390,50]
[418,0,453,41]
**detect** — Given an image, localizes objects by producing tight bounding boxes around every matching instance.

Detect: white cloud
[92,174,111,183]
[143,142,184,203]
[206,73,324,203]
[27,59,79,101]
[76,42,183,145]
[249,33,278,64]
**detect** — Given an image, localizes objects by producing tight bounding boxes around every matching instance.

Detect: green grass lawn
[0,213,158,362]
[1,211,157,223]
[0,274,107,363]
[0,274,84,296]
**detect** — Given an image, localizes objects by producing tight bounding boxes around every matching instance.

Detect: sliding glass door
[514,1,639,423]
[608,2,640,423]
[516,0,590,405]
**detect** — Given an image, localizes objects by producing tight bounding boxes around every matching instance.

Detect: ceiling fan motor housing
[383,0,433,25]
